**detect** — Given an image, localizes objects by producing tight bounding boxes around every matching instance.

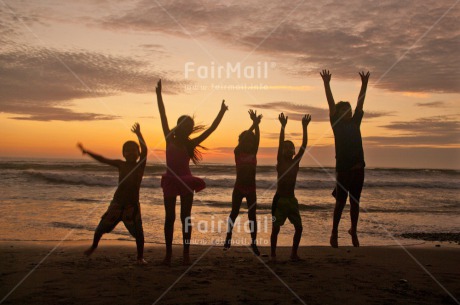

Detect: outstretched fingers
[320,69,331,82]
[359,71,370,82]
[249,109,262,123]
[278,112,288,126]
[248,109,256,120]
[131,122,140,134]
[302,114,311,126]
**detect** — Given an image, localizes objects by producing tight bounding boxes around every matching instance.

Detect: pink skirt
[161,174,206,197]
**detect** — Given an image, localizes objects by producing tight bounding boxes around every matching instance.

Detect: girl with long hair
[156,79,228,265]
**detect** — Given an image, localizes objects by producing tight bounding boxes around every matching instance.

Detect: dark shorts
[333,168,365,204]
[272,196,302,228]
[233,184,256,198]
[232,187,257,205]
[96,200,144,238]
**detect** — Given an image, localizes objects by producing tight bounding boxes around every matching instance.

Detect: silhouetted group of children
[78,70,370,265]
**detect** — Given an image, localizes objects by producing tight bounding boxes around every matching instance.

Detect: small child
[224,109,262,256]
[77,123,148,265]
[320,69,370,248]
[271,113,311,262]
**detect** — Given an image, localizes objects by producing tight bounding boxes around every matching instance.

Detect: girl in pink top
[156,80,228,265]
[224,110,262,256]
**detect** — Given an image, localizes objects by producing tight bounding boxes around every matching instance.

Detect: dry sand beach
[1,241,459,305]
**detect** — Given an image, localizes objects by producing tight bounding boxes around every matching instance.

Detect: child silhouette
[224,109,262,256]
[320,70,370,248]
[271,113,311,262]
[78,123,147,265]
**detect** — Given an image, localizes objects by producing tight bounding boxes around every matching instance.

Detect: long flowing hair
[173,115,207,164]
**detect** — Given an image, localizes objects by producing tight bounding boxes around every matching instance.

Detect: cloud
[8,107,119,122]
[101,0,460,93]
[0,46,185,121]
[365,115,460,146]
[247,101,391,122]
[415,101,448,108]
[0,4,45,43]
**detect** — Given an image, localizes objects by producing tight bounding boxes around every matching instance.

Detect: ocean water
[1,158,459,248]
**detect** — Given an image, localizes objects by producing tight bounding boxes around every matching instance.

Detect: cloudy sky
[1,0,459,168]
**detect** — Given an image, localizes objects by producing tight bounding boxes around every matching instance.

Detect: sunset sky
[1,0,459,169]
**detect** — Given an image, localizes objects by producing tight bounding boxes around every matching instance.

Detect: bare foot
[330,232,338,248]
[137,258,148,265]
[348,229,360,247]
[290,254,301,261]
[251,243,260,256]
[84,246,96,256]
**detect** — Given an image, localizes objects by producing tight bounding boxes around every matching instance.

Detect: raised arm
[77,143,121,167]
[248,109,262,153]
[294,115,311,162]
[277,113,288,162]
[131,123,147,162]
[156,80,171,140]
[355,71,370,113]
[191,100,228,146]
[320,70,336,116]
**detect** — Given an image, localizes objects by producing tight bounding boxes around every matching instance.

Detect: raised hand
[278,113,288,127]
[249,109,262,124]
[320,69,331,83]
[77,142,87,155]
[359,71,370,84]
[131,122,141,135]
[221,100,229,112]
[302,114,311,128]
[156,79,162,95]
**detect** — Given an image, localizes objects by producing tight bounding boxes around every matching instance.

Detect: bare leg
[180,193,194,266]
[135,224,146,263]
[136,235,147,265]
[349,200,360,247]
[163,196,176,265]
[84,230,103,256]
[124,210,147,264]
[291,226,303,260]
[85,216,117,256]
[270,225,280,262]
[331,198,346,248]
[348,169,364,247]
[247,192,259,256]
[225,189,243,250]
